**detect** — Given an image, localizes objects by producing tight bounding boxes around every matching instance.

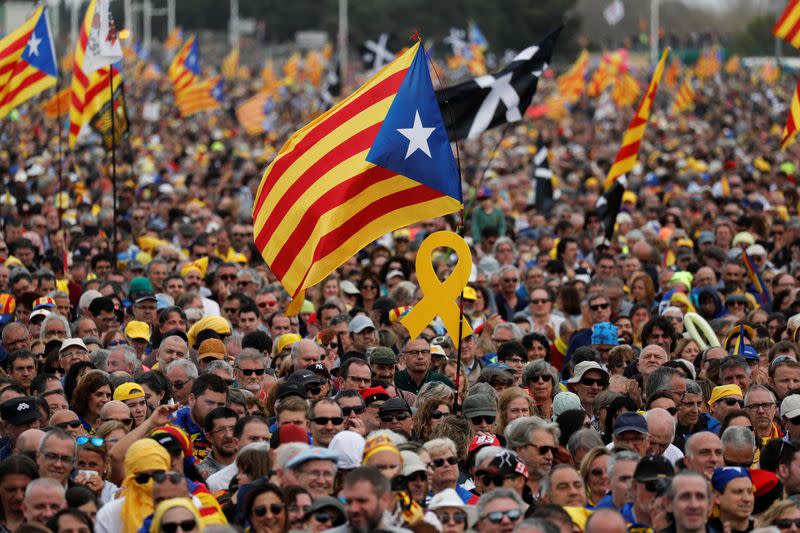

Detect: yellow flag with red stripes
[672,76,695,114]
[781,79,800,150]
[774,0,800,50]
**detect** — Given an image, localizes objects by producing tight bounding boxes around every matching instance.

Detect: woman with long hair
[413,398,452,442]
[672,338,701,365]
[630,272,656,305]
[356,274,381,312]
[522,360,559,419]
[72,370,113,432]
[496,387,535,435]
[149,498,202,533]
[242,481,288,533]
[579,447,611,507]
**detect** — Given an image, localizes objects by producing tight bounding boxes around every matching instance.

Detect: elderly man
[36,428,76,487]
[287,447,339,499]
[106,345,137,375]
[622,455,674,530]
[566,361,608,417]
[22,477,66,524]
[166,359,198,406]
[683,431,723,479]
[474,488,526,533]
[153,333,189,371]
[637,345,669,388]
[505,416,560,499]
[721,426,756,468]
[719,356,752,394]
[782,394,800,442]
[59,338,90,374]
[540,465,585,507]
[395,337,453,394]
[612,413,649,457]
[644,408,683,465]
[291,340,321,373]
[744,384,781,444]
[233,348,267,395]
[594,450,640,511]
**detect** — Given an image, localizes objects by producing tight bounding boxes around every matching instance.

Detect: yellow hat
[622,191,638,204]
[114,382,145,402]
[180,257,209,278]
[187,315,232,349]
[709,384,743,406]
[275,333,302,353]
[463,286,478,301]
[124,320,151,342]
[362,434,400,464]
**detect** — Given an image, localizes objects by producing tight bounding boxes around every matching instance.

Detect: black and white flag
[436,28,561,141]
[595,175,626,240]
[533,139,555,214]
[359,33,397,73]
[320,61,341,109]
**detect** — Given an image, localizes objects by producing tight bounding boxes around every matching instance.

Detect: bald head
[49,409,79,427]
[585,508,627,533]
[99,400,130,420]
[15,429,45,455]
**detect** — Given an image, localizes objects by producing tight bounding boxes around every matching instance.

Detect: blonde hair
[497,387,535,435]
[422,437,457,458]
[578,446,610,504]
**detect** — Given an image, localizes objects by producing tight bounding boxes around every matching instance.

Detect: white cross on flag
[83,0,123,74]
[435,28,561,141]
[359,33,397,73]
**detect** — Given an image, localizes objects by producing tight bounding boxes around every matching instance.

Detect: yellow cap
[124,320,151,342]
[114,382,145,401]
[275,333,302,353]
[708,384,743,406]
[463,286,478,301]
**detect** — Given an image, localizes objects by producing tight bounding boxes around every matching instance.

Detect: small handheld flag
[781,79,800,150]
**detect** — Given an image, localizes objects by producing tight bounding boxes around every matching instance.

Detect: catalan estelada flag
[168,36,200,95]
[557,50,588,103]
[253,42,462,313]
[782,79,800,150]
[68,0,123,147]
[775,0,800,50]
[597,48,669,239]
[164,27,183,52]
[221,48,239,80]
[672,75,695,114]
[236,92,273,135]
[176,77,223,117]
[0,6,58,119]
[742,248,770,306]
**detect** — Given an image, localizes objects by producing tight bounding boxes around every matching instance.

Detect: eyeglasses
[134,470,167,484]
[360,285,377,291]
[431,456,458,468]
[170,379,193,390]
[107,340,127,347]
[665,407,678,416]
[502,277,518,283]
[406,471,427,482]
[160,519,197,533]
[580,376,609,387]
[431,410,448,420]
[101,417,133,426]
[477,472,516,487]
[527,444,558,456]
[341,405,366,416]
[721,398,744,408]
[590,302,610,311]
[745,402,776,411]
[41,451,74,465]
[380,412,410,423]
[312,416,344,426]
[288,504,311,515]
[76,436,104,447]
[219,274,237,281]
[54,420,81,429]
[211,425,236,436]
[530,374,552,383]
[405,349,431,357]
[470,415,496,425]
[252,504,285,517]
[773,518,800,529]
[530,299,550,304]
[238,368,265,376]
[437,511,467,524]
[481,508,522,524]
[223,307,240,314]
[153,471,185,484]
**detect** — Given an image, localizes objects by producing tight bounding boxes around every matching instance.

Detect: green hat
[670,271,693,290]
[368,346,397,366]
[128,276,155,299]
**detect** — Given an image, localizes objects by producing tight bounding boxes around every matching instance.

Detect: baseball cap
[59,338,88,354]
[29,309,51,323]
[709,384,743,406]
[124,320,151,342]
[276,383,307,401]
[361,386,390,406]
[0,397,38,425]
[634,455,675,482]
[782,394,800,419]
[286,370,322,387]
[401,450,427,476]
[198,338,226,361]
[481,450,528,479]
[32,297,55,310]
[368,346,397,366]
[114,383,145,401]
[274,424,309,446]
[378,397,412,416]
[0,294,16,325]
[567,361,609,384]
[339,280,360,296]
[462,287,477,301]
[553,392,583,419]
[737,345,759,362]
[613,412,648,435]
[468,434,502,455]
[329,431,365,471]
[348,315,375,334]
[286,447,340,470]
[385,269,405,282]
[697,231,714,245]
[275,333,302,353]
[306,362,331,381]
[462,394,496,418]
[128,277,156,302]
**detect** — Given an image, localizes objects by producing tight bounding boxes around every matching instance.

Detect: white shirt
[95,495,125,533]
[206,462,238,493]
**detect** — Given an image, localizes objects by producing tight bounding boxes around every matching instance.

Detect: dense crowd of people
[2,25,800,533]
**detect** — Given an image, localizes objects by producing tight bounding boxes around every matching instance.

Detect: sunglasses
[530,374,552,383]
[407,471,428,482]
[482,508,522,524]
[170,379,193,390]
[432,456,458,468]
[590,302,610,311]
[312,417,344,426]
[431,410,448,420]
[721,398,744,408]
[134,470,167,484]
[478,472,515,487]
[644,478,670,493]
[55,420,81,429]
[380,412,410,423]
[530,299,550,304]
[313,511,339,523]
[665,407,678,416]
[341,405,365,416]
[530,444,558,455]
[580,377,608,387]
[470,415,496,425]
[153,471,185,484]
[160,519,197,533]
[239,368,265,376]
[307,386,322,396]
[253,504,285,517]
[437,511,467,524]
[773,519,800,529]
[76,436,104,447]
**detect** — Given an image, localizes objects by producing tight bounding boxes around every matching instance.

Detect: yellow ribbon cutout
[401,231,473,348]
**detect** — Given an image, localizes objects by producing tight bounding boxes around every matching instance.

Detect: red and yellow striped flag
[68,0,123,147]
[222,48,239,80]
[176,77,223,117]
[44,87,71,118]
[168,36,200,95]
[611,73,640,108]
[774,0,800,50]
[672,76,695,114]
[557,50,588,103]
[605,48,669,190]
[664,57,681,89]
[781,79,800,150]
[164,27,183,51]
[760,61,780,84]
[236,92,272,135]
[695,46,721,80]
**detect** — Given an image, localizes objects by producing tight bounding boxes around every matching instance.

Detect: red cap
[360,386,390,405]
[468,434,501,455]
[278,424,309,445]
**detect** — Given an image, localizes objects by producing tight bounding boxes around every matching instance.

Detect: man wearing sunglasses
[621,455,674,531]
[566,361,609,418]
[309,399,344,448]
[473,488,525,533]
[565,293,613,364]
[505,416,559,503]
[377,398,414,439]
[709,385,745,424]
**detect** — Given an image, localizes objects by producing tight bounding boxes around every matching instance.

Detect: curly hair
[71,370,113,420]
[429,416,472,461]
[413,398,451,442]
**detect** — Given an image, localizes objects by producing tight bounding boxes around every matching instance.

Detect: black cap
[277,382,307,400]
[0,397,39,425]
[634,455,675,482]
[286,370,322,386]
[306,362,331,380]
[378,397,411,416]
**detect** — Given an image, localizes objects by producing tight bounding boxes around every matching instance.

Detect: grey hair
[46,290,69,300]
[237,268,263,290]
[721,426,756,452]
[514,519,559,533]
[496,265,520,278]
[235,347,265,367]
[720,356,752,376]
[40,313,70,341]
[505,416,560,452]
[414,381,455,409]
[276,442,310,470]
[475,488,525,519]
[91,349,109,370]
[109,345,138,370]
[493,322,523,341]
[203,360,234,379]
[522,360,560,399]
[166,358,199,379]
[422,437,457,458]
[644,366,681,399]
[607,449,641,480]
[493,237,517,256]
[684,379,703,397]
[39,427,77,459]
[474,445,505,469]
[290,339,319,366]
[24,477,65,501]
[745,384,777,405]
[566,429,604,457]
[540,464,579,496]
[225,332,243,352]
[70,318,94,337]
[1,322,26,343]
[235,441,270,461]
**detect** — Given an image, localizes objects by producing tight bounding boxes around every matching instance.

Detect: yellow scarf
[121,440,171,533]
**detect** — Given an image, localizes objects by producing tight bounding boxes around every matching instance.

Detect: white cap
[746,244,767,257]
[781,394,800,419]
[59,338,88,353]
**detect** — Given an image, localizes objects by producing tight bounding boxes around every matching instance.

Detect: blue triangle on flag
[21,8,58,78]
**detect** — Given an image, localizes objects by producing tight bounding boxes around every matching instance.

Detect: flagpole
[109,67,118,261]
[56,77,63,233]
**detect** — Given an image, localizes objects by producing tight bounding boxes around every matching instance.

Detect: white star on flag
[397,111,435,159]
[26,32,41,56]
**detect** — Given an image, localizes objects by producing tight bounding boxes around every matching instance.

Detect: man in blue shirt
[172,374,228,461]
